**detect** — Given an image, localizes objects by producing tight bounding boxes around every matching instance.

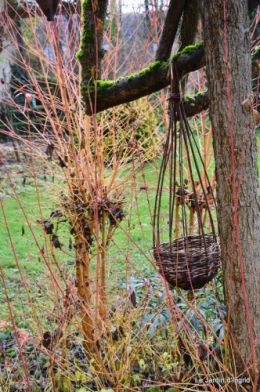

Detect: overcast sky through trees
[121,0,144,13]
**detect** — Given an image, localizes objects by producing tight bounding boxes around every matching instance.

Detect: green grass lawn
[0,175,60,269]
[0,160,162,326]
[1,126,259,328]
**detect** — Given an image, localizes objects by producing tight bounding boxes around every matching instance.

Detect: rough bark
[200,0,260,388]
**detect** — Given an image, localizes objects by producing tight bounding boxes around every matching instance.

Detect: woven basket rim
[153,234,221,290]
[154,233,220,255]
[154,233,219,245]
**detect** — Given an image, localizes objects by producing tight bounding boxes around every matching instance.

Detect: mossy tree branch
[79,0,259,116]
[83,43,259,116]
[84,43,205,115]
[183,91,209,117]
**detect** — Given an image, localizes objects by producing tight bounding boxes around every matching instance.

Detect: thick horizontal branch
[183,91,209,117]
[84,43,205,115]
[85,41,259,116]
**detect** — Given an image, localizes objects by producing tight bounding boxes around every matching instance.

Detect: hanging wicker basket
[153,62,221,290]
[154,233,221,290]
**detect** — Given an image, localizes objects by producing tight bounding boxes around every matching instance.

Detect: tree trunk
[200,0,260,388]
[0,0,14,103]
[77,0,108,91]
[0,0,20,159]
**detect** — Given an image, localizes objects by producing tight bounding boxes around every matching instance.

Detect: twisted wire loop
[153,62,221,291]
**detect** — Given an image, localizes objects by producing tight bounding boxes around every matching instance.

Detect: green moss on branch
[83,42,205,114]
[172,42,203,62]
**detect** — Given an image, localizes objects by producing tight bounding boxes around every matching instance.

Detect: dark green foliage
[118,269,225,369]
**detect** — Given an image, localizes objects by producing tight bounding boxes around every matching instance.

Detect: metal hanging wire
[153,62,221,291]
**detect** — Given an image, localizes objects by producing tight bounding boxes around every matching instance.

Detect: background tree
[78,0,260,386]
[0,0,23,160]
[0,0,16,116]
